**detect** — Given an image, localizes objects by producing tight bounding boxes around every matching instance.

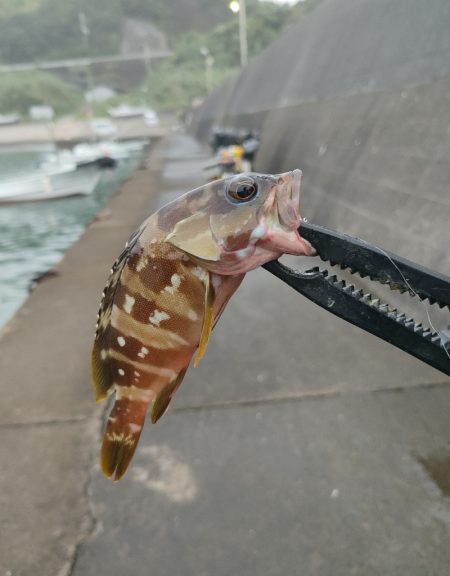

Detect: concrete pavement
[1,134,449,575]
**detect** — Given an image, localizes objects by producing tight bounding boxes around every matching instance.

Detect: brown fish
[92,170,315,480]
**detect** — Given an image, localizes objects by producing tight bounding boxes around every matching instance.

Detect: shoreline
[0,117,168,147]
[0,137,166,574]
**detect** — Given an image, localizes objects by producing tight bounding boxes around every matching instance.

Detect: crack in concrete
[0,415,90,430]
[62,416,102,576]
[170,379,450,415]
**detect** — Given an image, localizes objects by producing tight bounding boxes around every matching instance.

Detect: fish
[92,169,315,480]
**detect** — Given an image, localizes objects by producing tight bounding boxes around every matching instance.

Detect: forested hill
[0,0,236,63]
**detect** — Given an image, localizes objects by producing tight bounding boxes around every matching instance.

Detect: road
[1,134,449,576]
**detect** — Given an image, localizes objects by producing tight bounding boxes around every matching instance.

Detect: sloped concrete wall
[192,0,450,272]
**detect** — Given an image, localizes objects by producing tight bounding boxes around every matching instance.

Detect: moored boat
[0,170,100,205]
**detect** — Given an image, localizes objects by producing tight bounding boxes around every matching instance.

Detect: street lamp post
[229,0,248,68]
[78,12,94,120]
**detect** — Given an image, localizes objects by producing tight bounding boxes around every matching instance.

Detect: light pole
[200,47,214,94]
[229,0,248,68]
[78,12,94,120]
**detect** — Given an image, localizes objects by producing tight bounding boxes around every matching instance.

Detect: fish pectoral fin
[165,213,221,262]
[151,368,188,424]
[194,270,215,367]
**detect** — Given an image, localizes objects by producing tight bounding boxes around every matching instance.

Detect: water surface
[0,146,143,327]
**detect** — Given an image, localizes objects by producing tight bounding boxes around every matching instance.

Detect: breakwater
[192,0,450,274]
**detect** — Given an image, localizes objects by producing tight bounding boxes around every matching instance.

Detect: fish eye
[226,178,258,203]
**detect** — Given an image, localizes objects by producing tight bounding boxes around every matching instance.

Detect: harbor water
[0,146,144,327]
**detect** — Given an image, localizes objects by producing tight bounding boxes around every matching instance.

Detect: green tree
[0,71,81,116]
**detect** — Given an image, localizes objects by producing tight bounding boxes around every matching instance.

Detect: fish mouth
[275,169,302,230]
[268,169,316,256]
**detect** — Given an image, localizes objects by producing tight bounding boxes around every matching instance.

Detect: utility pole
[78,12,94,120]
[229,0,248,68]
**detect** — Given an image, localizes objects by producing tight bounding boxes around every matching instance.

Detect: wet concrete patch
[417,452,450,497]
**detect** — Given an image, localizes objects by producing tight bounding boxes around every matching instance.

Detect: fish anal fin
[194,271,215,367]
[151,368,188,424]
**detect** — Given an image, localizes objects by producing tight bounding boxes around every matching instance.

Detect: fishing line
[373,245,450,363]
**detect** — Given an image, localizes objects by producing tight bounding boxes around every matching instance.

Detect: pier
[1,133,449,575]
[0,117,168,147]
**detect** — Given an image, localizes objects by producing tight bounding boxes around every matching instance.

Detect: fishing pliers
[263,222,450,377]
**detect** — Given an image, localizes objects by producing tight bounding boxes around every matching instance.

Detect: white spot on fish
[117,336,126,347]
[237,248,250,260]
[123,294,135,314]
[134,371,140,377]
[250,223,266,241]
[137,346,149,358]
[149,309,170,326]
[192,266,207,282]
[136,257,147,272]
[118,368,125,376]
[116,385,155,402]
[128,423,142,434]
[100,349,108,360]
[187,309,198,321]
[163,273,182,294]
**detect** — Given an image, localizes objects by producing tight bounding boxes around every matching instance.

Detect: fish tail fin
[100,395,148,481]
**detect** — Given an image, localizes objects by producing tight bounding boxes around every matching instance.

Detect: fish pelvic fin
[101,395,148,481]
[151,367,188,424]
[194,270,215,367]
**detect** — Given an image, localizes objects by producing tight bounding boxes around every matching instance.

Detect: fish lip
[291,168,302,218]
[275,169,302,230]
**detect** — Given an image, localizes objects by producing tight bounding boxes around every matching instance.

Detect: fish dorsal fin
[151,367,188,423]
[194,270,215,367]
[92,227,143,402]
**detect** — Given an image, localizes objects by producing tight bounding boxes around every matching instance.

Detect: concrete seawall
[192,0,450,272]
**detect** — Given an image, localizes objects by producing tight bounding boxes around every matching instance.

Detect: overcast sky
[261,0,302,5]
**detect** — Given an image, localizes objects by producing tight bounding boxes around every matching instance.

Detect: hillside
[0,0,236,64]
[0,0,322,115]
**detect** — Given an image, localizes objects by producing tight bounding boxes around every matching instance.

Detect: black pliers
[263,222,450,377]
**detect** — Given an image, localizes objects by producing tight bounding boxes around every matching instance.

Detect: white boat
[38,150,77,173]
[108,104,147,119]
[0,170,100,205]
[0,114,20,126]
[71,140,147,168]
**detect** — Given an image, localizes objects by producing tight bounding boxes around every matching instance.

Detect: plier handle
[263,222,450,377]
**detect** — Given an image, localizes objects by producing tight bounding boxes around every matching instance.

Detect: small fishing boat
[72,139,148,168]
[0,170,100,205]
